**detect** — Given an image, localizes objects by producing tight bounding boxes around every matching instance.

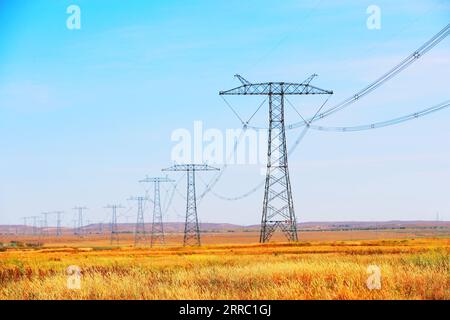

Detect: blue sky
[0,0,449,226]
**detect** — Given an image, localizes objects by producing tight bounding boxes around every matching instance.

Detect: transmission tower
[31,216,39,236]
[86,220,92,234]
[72,220,77,235]
[41,212,50,237]
[220,75,332,243]
[38,218,46,238]
[128,196,149,246]
[105,205,124,245]
[53,211,64,236]
[73,206,87,237]
[21,217,28,235]
[163,164,219,246]
[140,176,175,247]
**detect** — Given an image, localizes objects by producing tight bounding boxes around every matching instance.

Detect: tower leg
[135,198,147,246]
[184,170,201,246]
[56,215,61,236]
[260,92,298,243]
[110,207,120,245]
[78,210,83,237]
[150,181,165,247]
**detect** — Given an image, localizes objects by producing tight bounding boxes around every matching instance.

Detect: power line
[287,23,450,130]
[198,128,248,202]
[213,24,450,201]
[308,100,450,132]
[203,89,328,203]
[163,176,183,216]
[245,0,324,73]
[206,25,450,204]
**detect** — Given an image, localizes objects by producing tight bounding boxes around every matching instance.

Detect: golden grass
[0,238,448,300]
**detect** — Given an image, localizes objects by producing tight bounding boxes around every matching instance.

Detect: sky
[0,0,449,226]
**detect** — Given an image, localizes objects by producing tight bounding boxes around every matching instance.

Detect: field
[0,230,449,300]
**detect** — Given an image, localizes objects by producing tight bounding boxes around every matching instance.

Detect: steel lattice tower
[220,75,332,243]
[31,216,38,236]
[72,220,77,235]
[163,164,219,246]
[41,212,50,237]
[21,217,28,235]
[73,206,87,237]
[128,196,148,246]
[105,205,123,245]
[54,211,64,236]
[140,176,175,247]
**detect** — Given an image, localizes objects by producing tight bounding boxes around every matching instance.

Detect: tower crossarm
[104,204,125,209]
[139,176,175,183]
[127,196,149,201]
[219,81,333,96]
[162,164,220,172]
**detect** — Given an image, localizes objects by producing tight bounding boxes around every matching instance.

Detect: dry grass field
[0,231,448,300]
[1,226,448,247]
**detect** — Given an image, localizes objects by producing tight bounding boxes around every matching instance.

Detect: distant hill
[0,220,448,235]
